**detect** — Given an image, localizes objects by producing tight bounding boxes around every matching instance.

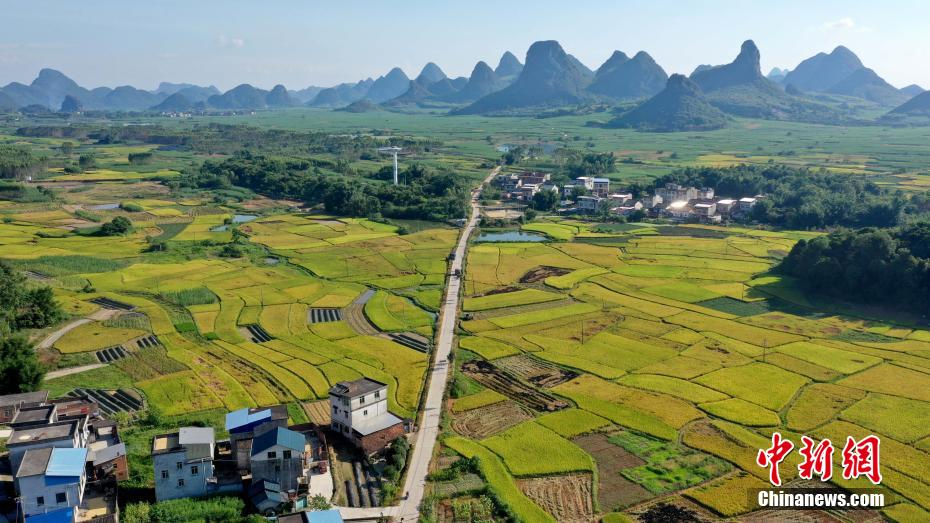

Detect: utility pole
[378,147,403,186]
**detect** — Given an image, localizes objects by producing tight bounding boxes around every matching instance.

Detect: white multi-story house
[592,178,610,197]
[15,447,87,518]
[153,427,216,501]
[330,378,405,454]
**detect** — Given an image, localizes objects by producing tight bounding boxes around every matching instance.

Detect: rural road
[36,308,117,350]
[337,167,497,522]
[394,167,496,521]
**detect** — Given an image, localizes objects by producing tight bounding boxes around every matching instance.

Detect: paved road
[336,168,496,522]
[394,167,496,521]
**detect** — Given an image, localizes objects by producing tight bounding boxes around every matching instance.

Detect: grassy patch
[610,430,731,494]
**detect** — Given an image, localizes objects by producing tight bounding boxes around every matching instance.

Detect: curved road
[338,168,496,521]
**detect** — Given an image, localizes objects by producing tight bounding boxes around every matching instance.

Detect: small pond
[210,214,258,232]
[475,231,547,243]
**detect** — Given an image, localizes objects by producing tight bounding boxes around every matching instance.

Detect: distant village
[495,171,761,222]
[2,377,406,523]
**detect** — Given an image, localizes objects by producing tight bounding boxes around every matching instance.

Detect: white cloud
[820,17,871,33]
[217,35,245,48]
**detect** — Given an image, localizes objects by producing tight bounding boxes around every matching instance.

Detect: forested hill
[653,164,930,229]
[779,224,930,313]
[183,151,468,221]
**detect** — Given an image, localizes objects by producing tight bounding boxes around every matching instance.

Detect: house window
[177,479,185,487]
[176,461,183,469]
[161,470,169,479]
[267,451,277,459]
[375,391,381,399]
[359,395,365,404]
[37,496,44,506]
[191,465,199,475]
[363,409,368,416]
[283,450,291,459]
[56,493,66,504]
[332,405,337,413]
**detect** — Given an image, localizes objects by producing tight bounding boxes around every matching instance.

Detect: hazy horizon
[2,0,929,91]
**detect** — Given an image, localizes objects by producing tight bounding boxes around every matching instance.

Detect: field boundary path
[45,363,107,380]
[337,167,497,521]
[35,308,118,350]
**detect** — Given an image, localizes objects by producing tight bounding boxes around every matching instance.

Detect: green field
[4,107,930,520]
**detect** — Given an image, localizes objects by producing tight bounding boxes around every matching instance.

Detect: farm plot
[517,473,595,523]
[482,421,596,476]
[572,433,653,510]
[451,401,533,439]
[463,288,562,311]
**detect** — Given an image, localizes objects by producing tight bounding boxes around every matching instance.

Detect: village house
[592,178,610,197]
[739,197,758,211]
[611,201,644,217]
[249,426,307,492]
[8,416,90,472]
[15,447,87,519]
[153,427,219,501]
[664,200,692,221]
[693,202,721,223]
[716,198,737,216]
[0,391,48,424]
[608,193,633,205]
[329,378,405,454]
[576,195,603,214]
[225,405,289,471]
[574,176,595,190]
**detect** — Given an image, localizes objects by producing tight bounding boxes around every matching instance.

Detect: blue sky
[1,0,928,90]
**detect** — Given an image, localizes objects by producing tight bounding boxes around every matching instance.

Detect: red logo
[841,435,882,485]
[756,432,794,486]
[758,433,882,486]
[797,436,834,481]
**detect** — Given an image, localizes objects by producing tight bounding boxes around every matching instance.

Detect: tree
[99,216,132,236]
[531,189,559,211]
[60,141,75,157]
[0,336,44,394]
[16,286,63,329]
[78,153,96,171]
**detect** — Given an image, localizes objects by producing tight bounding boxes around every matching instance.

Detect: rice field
[444,219,930,520]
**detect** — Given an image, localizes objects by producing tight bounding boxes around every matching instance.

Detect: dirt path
[36,309,117,350]
[45,363,107,380]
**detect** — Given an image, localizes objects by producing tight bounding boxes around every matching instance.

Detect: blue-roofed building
[24,507,74,523]
[307,509,344,523]
[250,427,307,491]
[226,405,288,470]
[15,447,88,517]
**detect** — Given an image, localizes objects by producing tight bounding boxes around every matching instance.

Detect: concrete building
[592,178,610,197]
[657,183,697,203]
[716,199,737,215]
[8,416,89,472]
[329,378,405,454]
[0,391,48,424]
[225,405,289,470]
[664,200,692,221]
[574,176,595,190]
[153,427,216,501]
[250,427,307,492]
[15,447,88,518]
[576,195,603,214]
[738,197,758,211]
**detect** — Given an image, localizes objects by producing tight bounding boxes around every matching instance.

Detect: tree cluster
[0,261,61,393]
[778,223,930,312]
[186,151,468,221]
[0,145,47,180]
[657,164,921,229]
